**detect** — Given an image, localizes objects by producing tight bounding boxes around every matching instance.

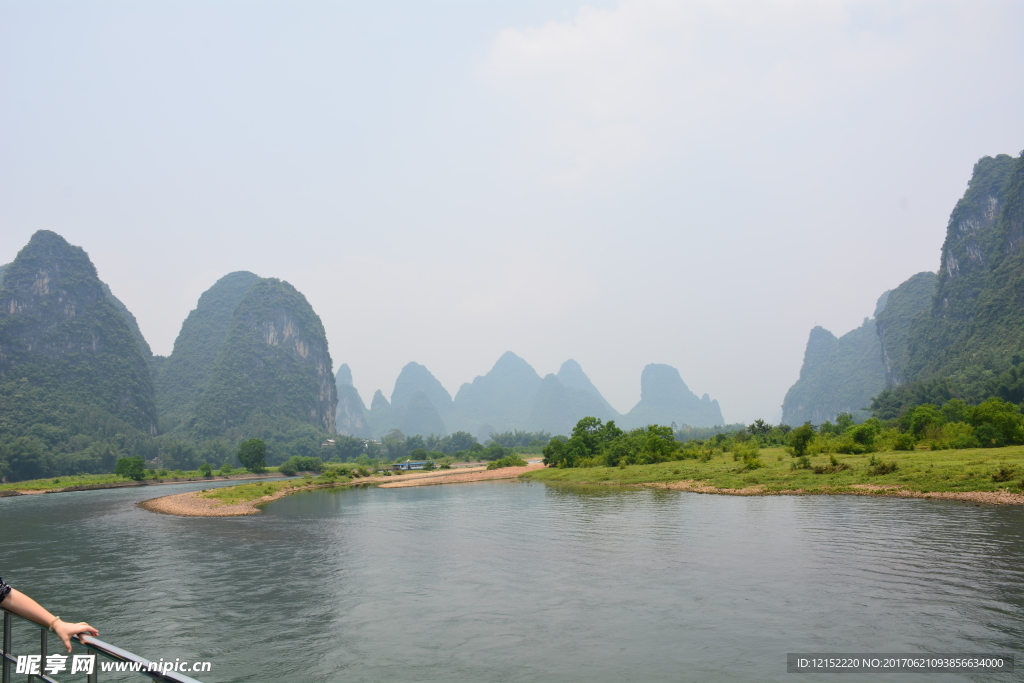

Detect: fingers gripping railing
[1,608,204,683]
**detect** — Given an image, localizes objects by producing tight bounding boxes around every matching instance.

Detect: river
[2,480,1023,682]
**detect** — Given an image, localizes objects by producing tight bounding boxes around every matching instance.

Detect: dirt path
[378,463,545,488]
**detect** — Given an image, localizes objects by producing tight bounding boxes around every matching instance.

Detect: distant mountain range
[336,352,725,441]
[783,150,1024,424]
[0,229,726,480]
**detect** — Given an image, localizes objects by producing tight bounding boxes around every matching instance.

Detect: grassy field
[0,468,281,492]
[198,477,314,504]
[197,471,370,505]
[0,472,133,491]
[520,446,1024,494]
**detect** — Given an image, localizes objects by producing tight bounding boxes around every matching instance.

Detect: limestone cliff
[191,278,337,436]
[904,152,1024,393]
[155,271,261,431]
[335,363,371,438]
[0,231,157,478]
[782,272,936,425]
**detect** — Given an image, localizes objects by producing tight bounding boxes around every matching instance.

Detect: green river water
[2,479,1023,682]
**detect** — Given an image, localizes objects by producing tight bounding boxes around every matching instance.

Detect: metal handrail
[2,607,204,683]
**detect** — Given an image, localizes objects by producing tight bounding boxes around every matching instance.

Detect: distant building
[321,439,336,447]
[391,461,430,471]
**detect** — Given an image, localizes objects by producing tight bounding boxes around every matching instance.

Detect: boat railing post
[2,610,11,683]
[37,628,47,683]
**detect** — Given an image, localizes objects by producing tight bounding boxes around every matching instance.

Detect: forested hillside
[782,273,935,425]
[782,320,886,425]
[903,153,1024,399]
[0,231,157,480]
[154,271,261,432]
[875,272,938,386]
[0,232,343,480]
[785,151,1024,425]
[190,278,337,438]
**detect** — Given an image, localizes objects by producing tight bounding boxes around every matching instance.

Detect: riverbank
[378,462,545,488]
[521,446,1024,505]
[138,464,544,516]
[139,478,340,516]
[1,471,285,496]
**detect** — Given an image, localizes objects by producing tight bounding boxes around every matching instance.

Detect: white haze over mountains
[2,0,1023,424]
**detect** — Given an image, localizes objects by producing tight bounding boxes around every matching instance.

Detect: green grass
[198,471,358,505]
[199,478,312,504]
[520,446,1024,494]
[0,472,133,491]
[0,467,281,492]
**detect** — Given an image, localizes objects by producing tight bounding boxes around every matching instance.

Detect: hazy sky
[2,0,1023,424]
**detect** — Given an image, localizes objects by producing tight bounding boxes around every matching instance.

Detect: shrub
[220,462,234,475]
[891,432,918,451]
[486,455,529,470]
[835,439,869,455]
[973,423,1005,448]
[867,456,898,476]
[848,420,880,451]
[732,440,760,460]
[480,444,515,462]
[114,456,145,481]
[789,423,815,457]
[992,467,1016,483]
[738,453,764,471]
[930,422,979,450]
[791,455,811,470]
[278,456,324,476]
[237,439,267,473]
[198,463,213,478]
[966,397,1024,445]
[813,456,850,474]
[906,404,944,437]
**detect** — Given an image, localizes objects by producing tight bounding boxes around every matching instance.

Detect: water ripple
[2,482,1023,682]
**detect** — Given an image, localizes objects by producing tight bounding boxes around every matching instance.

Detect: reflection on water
[2,480,1023,682]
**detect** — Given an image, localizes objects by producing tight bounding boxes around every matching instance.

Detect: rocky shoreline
[628,480,1024,505]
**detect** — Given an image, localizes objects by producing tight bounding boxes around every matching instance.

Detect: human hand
[53,620,99,653]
